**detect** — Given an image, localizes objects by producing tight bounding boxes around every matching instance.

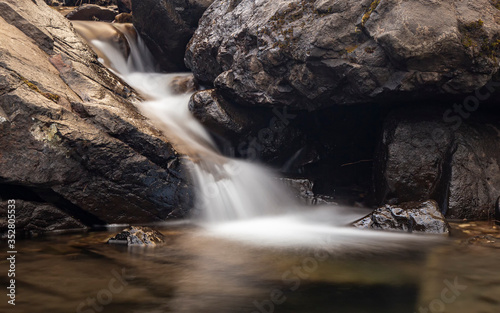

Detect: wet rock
[353,200,449,234]
[132,0,214,72]
[66,4,118,22]
[186,0,500,110]
[114,12,133,23]
[169,75,199,94]
[116,0,132,13]
[0,0,193,231]
[496,197,500,225]
[279,178,314,204]
[376,107,500,220]
[45,0,114,6]
[0,200,87,235]
[189,89,306,164]
[108,226,165,246]
[278,177,338,205]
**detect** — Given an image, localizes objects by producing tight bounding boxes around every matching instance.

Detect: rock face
[132,0,214,72]
[354,200,449,234]
[45,0,114,6]
[186,0,500,110]
[65,4,118,22]
[0,199,86,234]
[376,107,500,220]
[189,88,307,164]
[0,0,193,232]
[107,226,165,246]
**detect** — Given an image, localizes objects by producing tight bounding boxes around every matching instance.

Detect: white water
[74,22,444,249]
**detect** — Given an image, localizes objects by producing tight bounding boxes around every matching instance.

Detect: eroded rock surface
[186,0,500,110]
[376,107,500,220]
[354,200,449,234]
[132,0,213,71]
[107,226,165,246]
[0,0,194,232]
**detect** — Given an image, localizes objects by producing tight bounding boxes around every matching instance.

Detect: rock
[376,107,500,220]
[0,0,194,231]
[114,12,133,23]
[116,0,132,13]
[186,0,500,110]
[189,89,306,164]
[279,177,315,204]
[278,177,337,205]
[132,0,214,72]
[45,0,114,6]
[107,226,165,246]
[353,200,449,234]
[169,74,199,94]
[0,199,87,235]
[496,197,500,225]
[66,4,118,22]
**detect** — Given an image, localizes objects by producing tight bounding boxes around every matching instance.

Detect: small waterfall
[72,21,299,223]
[71,21,445,250]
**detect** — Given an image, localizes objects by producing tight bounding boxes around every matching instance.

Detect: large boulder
[0,0,193,233]
[65,4,118,22]
[186,0,500,110]
[132,0,214,72]
[376,106,500,220]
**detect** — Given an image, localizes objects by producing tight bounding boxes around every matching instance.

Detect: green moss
[491,0,500,10]
[361,0,381,27]
[459,19,500,60]
[20,76,60,103]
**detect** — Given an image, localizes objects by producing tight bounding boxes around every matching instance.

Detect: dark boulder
[353,200,449,234]
[132,0,214,72]
[0,199,87,235]
[186,0,500,110]
[189,89,306,164]
[376,107,500,220]
[66,4,118,22]
[108,226,165,246]
[495,197,500,225]
[0,0,194,231]
[45,0,114,6]
[116,0,132,13]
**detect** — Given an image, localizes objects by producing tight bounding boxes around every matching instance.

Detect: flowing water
[2,21,499,313]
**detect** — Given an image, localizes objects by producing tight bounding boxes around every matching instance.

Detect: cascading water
[73,21,299,224]
[73,21,443,248]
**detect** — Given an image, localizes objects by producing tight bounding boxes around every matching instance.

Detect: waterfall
[71,21,444,250]
[72,21,299,223]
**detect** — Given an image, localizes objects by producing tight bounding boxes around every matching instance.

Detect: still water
[1,221,499,313]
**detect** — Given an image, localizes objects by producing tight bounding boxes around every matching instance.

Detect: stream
[0,21,498,313]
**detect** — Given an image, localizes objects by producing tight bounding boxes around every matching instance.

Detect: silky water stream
[1,22,500,313]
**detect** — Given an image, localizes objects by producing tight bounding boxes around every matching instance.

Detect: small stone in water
[107,226,165,246]
[353,200,449,234]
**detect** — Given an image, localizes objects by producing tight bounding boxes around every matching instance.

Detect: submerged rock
[353,200,449,234]
[108,226,165,246]
[132,0,214,72]
[0,0,193,231]
[186,0,500,110]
